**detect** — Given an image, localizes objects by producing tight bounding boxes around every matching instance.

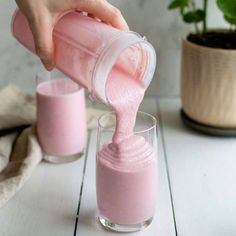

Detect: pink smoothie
[36,79,87,156]
[96,70,157,225]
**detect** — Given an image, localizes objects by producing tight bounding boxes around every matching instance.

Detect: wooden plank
[76,98,176,236]
[159,98,236,236]
[0,147,87,236]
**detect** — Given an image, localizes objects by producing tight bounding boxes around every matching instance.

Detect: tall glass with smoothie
[36,71,87,163]
[97,111,157,232]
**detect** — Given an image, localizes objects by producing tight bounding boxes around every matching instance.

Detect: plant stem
[191,0,199,34]
[203,0,208,34]
[193,23,199,34]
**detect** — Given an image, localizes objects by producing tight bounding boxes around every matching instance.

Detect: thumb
[29,16,55,71]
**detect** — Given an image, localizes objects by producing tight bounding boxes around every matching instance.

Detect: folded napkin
[0,85,106,208]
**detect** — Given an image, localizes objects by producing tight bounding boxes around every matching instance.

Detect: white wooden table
[0,97,236,236]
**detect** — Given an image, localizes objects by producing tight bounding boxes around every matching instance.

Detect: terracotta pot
[181,38,236,128]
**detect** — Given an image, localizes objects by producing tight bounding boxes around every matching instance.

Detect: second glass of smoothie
[36,70,87,163]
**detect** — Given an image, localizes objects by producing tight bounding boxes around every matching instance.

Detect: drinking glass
[36,70,87,163]
[96,111,157,232]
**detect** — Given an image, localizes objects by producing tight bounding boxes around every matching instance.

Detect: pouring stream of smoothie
[107,69,145,143]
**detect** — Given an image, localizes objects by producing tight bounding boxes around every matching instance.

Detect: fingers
[29,14,55,71]
[79,0,129,30]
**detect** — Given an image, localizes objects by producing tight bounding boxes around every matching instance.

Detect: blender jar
[12,10,156,104]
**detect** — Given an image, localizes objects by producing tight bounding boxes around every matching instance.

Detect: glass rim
[98,110,157,134]
[91,31,156,104]
[36,71,83,97]
[104,35,156,105]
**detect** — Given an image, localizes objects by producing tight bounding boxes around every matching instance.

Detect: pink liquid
[36,79,87,156]
[96,70,157,225]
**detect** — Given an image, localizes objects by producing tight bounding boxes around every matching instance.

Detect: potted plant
[168,0,236,135]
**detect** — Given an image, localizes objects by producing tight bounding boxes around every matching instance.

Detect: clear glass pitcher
[12,10,156,104]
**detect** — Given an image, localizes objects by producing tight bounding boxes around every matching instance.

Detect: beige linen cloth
[0,85,105,208]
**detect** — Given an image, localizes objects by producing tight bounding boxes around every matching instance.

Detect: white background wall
[0,0,227,96]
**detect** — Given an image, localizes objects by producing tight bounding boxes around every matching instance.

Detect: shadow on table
[160,108,235,139]
[78,209,107,233]
[78,209,144,235]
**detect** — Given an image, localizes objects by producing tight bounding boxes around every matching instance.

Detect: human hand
[15,0,129,70]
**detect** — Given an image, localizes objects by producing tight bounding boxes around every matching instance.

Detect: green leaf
[224,15,236,25]
[168,0,189,10]
[217,0,236,19]
[183,10,205,23]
